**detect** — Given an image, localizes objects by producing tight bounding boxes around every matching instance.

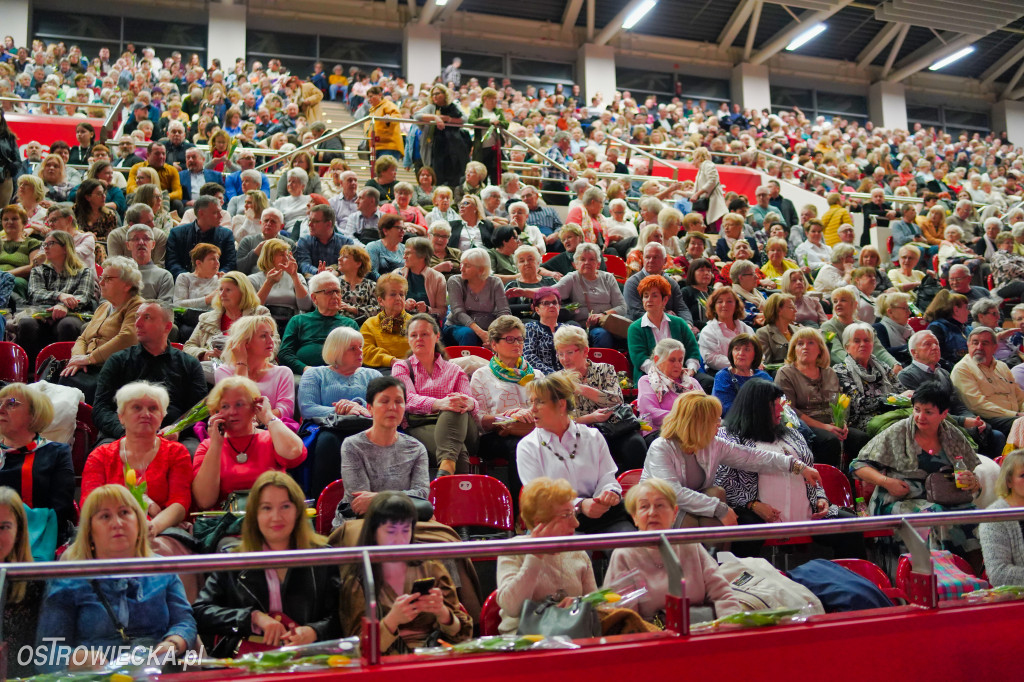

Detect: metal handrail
[254,118,367,172]
[100,94,125,142]
[3,506,1023,580]
[0,96,118,110]
[604,138,680,181]
[501,128,573,177]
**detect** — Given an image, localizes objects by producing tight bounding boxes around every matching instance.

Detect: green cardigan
[626,314,701,382]
[279,310,359,373]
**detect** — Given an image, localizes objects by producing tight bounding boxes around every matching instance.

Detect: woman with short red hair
[627,274,701,382]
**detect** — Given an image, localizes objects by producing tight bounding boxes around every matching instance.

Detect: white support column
[730,62,770,112]
[403,24,441,92]
[577,43,616,108]
[0,0,31,49]
[868,81,908,131]
[992,100,1024,147]
[208,2,247,72]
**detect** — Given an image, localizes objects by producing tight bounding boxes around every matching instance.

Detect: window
[34,10,207,64]
[615,67,730,106]
[772,86,867,124]
[246,31,401,80]
[441,51,575,92]
[906,104,990,135]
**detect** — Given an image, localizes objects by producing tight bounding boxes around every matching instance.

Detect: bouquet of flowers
[123,462,148,513]
[162,396,210,436]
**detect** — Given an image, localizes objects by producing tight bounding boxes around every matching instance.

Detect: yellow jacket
[366,99,404,153]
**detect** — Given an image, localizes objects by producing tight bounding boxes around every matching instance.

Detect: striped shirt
[392,354,479,422]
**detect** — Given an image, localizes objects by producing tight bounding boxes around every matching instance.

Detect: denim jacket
[35,575,196,673]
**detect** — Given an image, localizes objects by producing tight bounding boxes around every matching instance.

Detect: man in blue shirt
[165,195,237,278]
[223,148,271,201]
[295,204,356,275]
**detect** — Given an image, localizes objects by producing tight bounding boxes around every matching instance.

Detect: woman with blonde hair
[230,189,269,243]
[36,484,195,673]
[194,471,340,656]
[248,237,311,331]
[517,372,632,533]
[214,313,293,423]
[980,450,1024,586]
[184,270,270,368]
[780,269,826,326]
[35,153,74,202]
[496,477,597,634]
[193,376,306,510]
[642,392,821,528]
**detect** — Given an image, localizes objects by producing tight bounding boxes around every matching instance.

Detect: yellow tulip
[604,592,622,603]
[125,468,137,487]
[327,655,351,667]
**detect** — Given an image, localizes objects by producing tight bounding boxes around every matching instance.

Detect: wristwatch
[574,499,584,516]
[791,459,805,475]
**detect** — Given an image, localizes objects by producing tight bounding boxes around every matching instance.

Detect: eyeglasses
[556,348,580,359]
[42,240,60,248]
[550,510,576,521]
[314,288,342,296]
[0,398,22,410]
[536,300,559,307]
[497,336,525,345]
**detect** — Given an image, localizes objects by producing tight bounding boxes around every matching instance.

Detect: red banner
[5,113,107,155]
[646,160,764,203]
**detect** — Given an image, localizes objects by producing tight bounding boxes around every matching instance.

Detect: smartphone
[411,577,436,596]
[217,422,226,436]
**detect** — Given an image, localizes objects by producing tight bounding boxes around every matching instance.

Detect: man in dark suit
[165,195,237,278]
[766,179,798,227]
[179,148,223,207]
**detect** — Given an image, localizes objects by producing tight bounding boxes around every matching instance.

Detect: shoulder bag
[517,595,600,639]
[924,468,974,506]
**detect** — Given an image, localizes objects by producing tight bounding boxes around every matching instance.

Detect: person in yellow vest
[364,86,405,161]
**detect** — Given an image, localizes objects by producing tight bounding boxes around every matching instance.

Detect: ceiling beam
[586,0,595,40]
[418,0,439,24]
[749,0,857,66]
[1004,58,1024,98]
[881,23,910,78]
[885,32,981,82]
[593,0,656,46]
[385,0,397,14]
[856,21,902,69]
[561,0,585,35]
[981,39,1024,85]
[435,0,465,21]
[717,0,756,51]
[743,0,763,61]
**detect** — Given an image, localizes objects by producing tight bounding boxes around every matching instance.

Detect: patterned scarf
[378,310,408,335]
[490,355,535,385]
[646,364,697,402]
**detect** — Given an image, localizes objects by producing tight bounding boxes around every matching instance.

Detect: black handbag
[591,404,641,440]
[517,595,600,639]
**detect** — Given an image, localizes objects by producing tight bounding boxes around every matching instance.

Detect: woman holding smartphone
[339,492,472,654]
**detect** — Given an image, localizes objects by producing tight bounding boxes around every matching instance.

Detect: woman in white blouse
[516,372,633,535]
[698,287,753,372]
[813,243,857,295]
[553,243,626,349]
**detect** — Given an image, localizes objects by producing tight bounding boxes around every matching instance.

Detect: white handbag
[715,552,825,614]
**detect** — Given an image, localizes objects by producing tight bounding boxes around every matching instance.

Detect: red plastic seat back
[480,590,501,636]
[0,342,28,384]
[817,464,853,508]
[541,252,558,263]
[908,317,928,332]
[603,253,628,280]
[886,235,894,255]
[616,469,643,496]
[71,402,97,476]
[446,346,493,360]
[34,341,75,381]
[316,479,345,535]
[833,558,893,591]
[429,475,513,532]
[588,348,629,374]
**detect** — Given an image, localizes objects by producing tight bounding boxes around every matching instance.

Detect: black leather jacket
[193,562,342,657]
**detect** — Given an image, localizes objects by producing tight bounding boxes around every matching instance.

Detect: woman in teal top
[0,205,43,299]
[627,274,701,383]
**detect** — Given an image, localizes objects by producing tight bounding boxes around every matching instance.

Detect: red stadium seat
[817,464,853,508]
[909,317,928,332]
[446,346,493,360]
[617,469,643,495]
[34,341,74,381]
[603,253,629,282]
[541,252,558,263]
[0,342,29,383]
[896,553,984,605]
[887,235,894,255]
[316,479,345,535]
[832,558,908,605]
[71,402,97,476]
[588,348,629,374]
[171,342,184,350]
[429,475,514,534]
[480,590,502,636]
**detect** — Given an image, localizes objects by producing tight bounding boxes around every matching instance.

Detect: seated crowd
[2,38,1024,675]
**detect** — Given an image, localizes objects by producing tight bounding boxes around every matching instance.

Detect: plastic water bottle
[855,497,868,517]
[954,455,970,489]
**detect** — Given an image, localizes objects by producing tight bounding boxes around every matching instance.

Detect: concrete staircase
[319,100,418,184]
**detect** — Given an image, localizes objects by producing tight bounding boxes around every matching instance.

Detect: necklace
[226,433,257,464]
[646,547,665,569]
[540,423,578,462]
